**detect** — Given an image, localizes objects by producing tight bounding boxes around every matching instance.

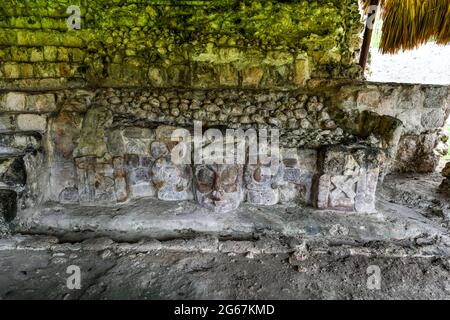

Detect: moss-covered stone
[0,0,363,88]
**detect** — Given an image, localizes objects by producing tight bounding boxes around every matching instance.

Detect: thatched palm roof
[363,0,450,53]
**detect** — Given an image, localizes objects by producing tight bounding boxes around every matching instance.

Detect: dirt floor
[2,173,450,300]
[1,235,450,300]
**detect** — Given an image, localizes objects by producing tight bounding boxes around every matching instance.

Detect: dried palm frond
[361,0,450,53]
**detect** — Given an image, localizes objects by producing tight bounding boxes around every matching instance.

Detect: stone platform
[12,191,450,248]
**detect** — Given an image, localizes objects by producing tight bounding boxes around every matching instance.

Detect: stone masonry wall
[1,81,449,221]
[0,85,394,213]
[0,0,363,90]
[333,83,450,173]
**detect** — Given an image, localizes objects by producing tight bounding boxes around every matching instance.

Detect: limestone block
[125,154,155,199]
[293,56,310,86]
[3,63,20,79]
[244,154,283,206]
[148,67,165,87]
[1,92,26,112]
[113,157,128,203]
[394,133,440,173]
[357,89,381,110]
[26,94,56,113]
[150,126,193,201]
[279,148,317,204]
[314,145,382,213]
[52,161,79,204]
[421,109,446,129]
[59,186,79,204]
[16,114,47,132]
[75,157,117,205]
[242,67,264,88]
[316,168,379,213]
[0,133,40,156]
[0,115,16,131]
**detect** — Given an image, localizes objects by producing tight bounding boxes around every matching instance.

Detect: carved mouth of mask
[194,164,243,212]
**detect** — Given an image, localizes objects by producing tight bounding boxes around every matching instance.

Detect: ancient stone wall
[1,82,448,218]
[333,82,450,173]
[0,0,363,90]
[1,1,450,223]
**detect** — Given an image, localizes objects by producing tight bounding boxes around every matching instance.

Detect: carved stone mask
[194,163,244,213]
[244,155,282,205]
[150,140,193,201]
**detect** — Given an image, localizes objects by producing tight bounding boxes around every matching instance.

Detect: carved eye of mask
[196,167,214,193]
[222,166,239,193]
[222,167,237,184]
[253,167,262,182]
[252,165,272,184]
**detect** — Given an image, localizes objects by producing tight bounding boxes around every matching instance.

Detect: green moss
[1,0,363,87]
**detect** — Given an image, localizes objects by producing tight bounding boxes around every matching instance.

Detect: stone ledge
[13,194,450,246]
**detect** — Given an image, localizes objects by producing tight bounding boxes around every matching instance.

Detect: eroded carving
[244,154,283,206]
[315,145,383,212]
[150,126,193,201]
[194,163,244,213]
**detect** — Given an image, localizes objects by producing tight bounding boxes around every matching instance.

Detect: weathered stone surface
[125,154,154,199]
[59,186,79,204]
[3,84,443,214]
[25,93,56,113]
[0,189,16,223]
[442,162,450,178]
[21,150,47,207]
[0,133,40,156]
[244,154,283,206]
[48,111,83,202]
[0,0,362,89]
[150,126,193,201]
[194,163,244,213]
[1,92,26,112]
[293,56,310,86]
[279,148,317,204]
[74,107,112,158]
[0,157,26,187]
[16,114,47,132]
[346,84,450,173]
[112,157,128,203]
[314,145,382,213]
[421,109,446,129]
[75,157,117,205]
[394,133,442,173]
[0,115,16,131]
